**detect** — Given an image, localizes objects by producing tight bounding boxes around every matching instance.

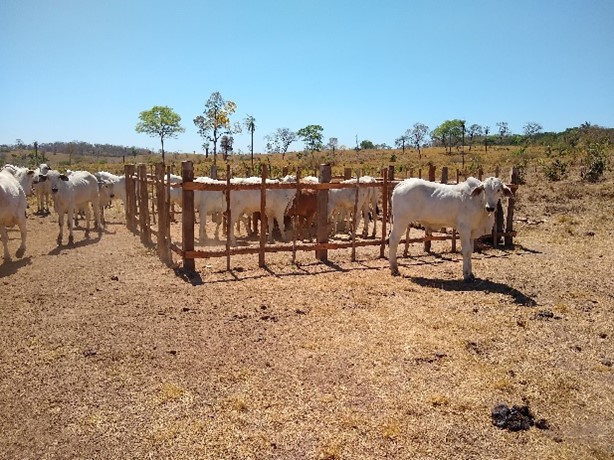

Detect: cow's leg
[371,200,379,238]
[15,215,26,258]
[198,206,208,243]
[57,210,64,246]
[84,205,92,238]
[389,214,412,276]
[67,207,75,245]
[459,230,474,282]
[92,196,101,231]
[1,225,11,261]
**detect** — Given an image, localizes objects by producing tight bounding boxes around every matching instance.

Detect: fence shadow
[408,276,538,306]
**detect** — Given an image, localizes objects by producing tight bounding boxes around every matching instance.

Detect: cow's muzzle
[486,205,495,213]
[52,189,58,193]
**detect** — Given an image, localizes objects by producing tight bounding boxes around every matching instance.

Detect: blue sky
[1,0,613,154]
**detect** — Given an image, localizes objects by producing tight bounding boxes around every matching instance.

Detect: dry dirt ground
[1,170,613,460]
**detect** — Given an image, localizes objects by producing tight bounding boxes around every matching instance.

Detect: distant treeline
[1,124,612,159]
[0,141,152,157]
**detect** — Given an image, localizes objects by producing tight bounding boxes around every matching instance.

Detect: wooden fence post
[155,162,169,263]
[137,163,151,246]
[351,170,360,262]
[428,164,436,182]
[181,161,195,273]
[388,165,395,182]
[441,166,448,184]
[316,164,331,262]
[343,167,352,180]
[259,164,268,267]
[225,164,232,271]
[124,164,136,233]
[380,168,388,258]
[505,167,519,247]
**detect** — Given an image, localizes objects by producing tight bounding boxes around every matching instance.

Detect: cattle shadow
[47,233,103,255]
[0,256,33,278]
[407,275,537,307]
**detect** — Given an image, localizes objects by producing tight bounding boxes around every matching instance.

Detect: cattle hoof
[15,247,25,258]
[68,235,74,245]
[464,274,476,283]
[391,268,400,277]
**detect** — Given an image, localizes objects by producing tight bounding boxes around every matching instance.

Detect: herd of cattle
[0,163,512,281]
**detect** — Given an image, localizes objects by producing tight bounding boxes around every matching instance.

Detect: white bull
[389,176,513,281]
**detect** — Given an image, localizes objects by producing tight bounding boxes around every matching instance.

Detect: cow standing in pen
[41,170,102,245]
[388,176,513,281]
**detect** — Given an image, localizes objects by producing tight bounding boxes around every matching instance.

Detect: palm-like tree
[244,115,256,168]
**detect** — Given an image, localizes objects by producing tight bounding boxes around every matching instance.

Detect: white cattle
[0,168,32,261]
[42,170,102,245]
[33,164,53,214]
[327,179,370,236]
[228,177,296,246]
[193,177,226,242]
[2,165,35,198]
[388,177,513,281]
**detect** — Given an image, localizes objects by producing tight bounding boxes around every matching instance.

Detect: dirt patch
[1,169,613,459]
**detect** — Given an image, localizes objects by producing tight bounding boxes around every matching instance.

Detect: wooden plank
[181,161,195,272]
[505,167,519,247]
[316,164,331,262]
[380,168,388,258]
[259,165,268,267]
[124,164,136,233]
[225,164,232,271]
[138,164,150,245]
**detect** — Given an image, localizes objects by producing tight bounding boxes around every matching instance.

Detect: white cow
[389,177,513,281]
[42,170,102,245]
[328,180,370,236]
[2,165,35,198]
[0,168,32,261]
[228,177,296,246]
[33,164,53,214]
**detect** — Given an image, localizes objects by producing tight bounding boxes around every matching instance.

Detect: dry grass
[0,152,612,459]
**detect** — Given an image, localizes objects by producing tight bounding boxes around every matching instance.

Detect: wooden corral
[123,162,520,276]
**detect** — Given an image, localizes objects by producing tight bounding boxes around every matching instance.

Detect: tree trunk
[161,137,165,164]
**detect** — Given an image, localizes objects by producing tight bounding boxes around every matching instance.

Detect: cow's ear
[471,185,484,197]
[60,174,69,181]
[27,170,35,176]
[503,185,513,197]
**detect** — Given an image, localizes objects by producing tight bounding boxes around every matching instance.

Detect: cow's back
[392,179,472,228]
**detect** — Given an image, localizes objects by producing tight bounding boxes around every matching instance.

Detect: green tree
[244,115,256,168]
[410,123,430,158]
[523,121,543,144]
[431,119,464,153]
[265,128,297,158]
[297,124,324,151]
[360,140,375,150]
[193,92,241,166]
[135,106,184,164]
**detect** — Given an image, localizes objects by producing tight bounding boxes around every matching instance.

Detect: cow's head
[49,174,69,193]
[471,177,513,213]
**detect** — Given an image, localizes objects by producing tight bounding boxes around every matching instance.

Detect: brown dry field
[1,168,613,460]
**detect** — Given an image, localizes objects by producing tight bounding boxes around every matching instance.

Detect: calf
[287,189,318,241]
[389,177,512,281]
